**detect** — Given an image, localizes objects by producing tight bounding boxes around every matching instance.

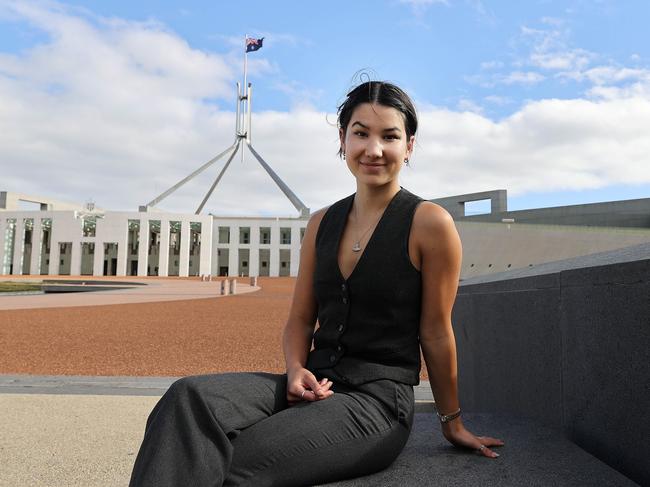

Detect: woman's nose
[365,137,382,158]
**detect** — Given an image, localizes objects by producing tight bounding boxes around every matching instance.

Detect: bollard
[220,279,229,296]
[229,278,237,295]
[208,275,212,282]
[250,276,258,287]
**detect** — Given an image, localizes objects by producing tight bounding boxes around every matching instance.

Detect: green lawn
[0,282,43,293]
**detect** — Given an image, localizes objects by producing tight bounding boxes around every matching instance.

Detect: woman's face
[340,103,414,189]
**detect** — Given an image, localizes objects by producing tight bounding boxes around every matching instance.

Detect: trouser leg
[129,372,287,487]
[224,380,414,487]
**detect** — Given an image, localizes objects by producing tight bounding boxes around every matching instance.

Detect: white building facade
[0,193,308,278]
[0,209,214,277]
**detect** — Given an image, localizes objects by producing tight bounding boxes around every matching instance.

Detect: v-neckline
[336,188,402,282]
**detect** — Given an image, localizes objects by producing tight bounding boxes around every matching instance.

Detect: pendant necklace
[352,203,383,252]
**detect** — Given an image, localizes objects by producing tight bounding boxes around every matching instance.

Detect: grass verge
[0,282,43,293]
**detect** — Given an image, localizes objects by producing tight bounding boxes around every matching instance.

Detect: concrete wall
[458,196,650,228]
[456,220,650,279]
[431,189,507,219]
[452,255,650,485]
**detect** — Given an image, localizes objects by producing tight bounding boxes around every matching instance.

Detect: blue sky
[1,0,650,215]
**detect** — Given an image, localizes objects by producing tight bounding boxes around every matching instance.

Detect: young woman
[130,81,503,487]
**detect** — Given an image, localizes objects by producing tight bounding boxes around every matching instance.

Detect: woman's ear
[339,128,346,155]
[406,135,415,159]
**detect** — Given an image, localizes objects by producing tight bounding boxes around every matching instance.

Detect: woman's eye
[354,131,367,137]
[384,135,399,140]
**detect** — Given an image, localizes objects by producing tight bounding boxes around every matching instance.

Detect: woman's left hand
[441,418,504,458]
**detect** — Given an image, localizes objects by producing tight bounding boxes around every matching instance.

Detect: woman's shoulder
[414,201,455,228]
[412,201,459,247]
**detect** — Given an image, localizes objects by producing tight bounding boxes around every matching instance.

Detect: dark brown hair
[337,81,418,157]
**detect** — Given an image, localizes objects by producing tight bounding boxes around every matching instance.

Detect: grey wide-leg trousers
[129,372,414,487]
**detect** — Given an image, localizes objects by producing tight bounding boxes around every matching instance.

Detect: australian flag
[246,37,264,53]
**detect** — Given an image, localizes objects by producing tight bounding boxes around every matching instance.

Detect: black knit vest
[306,188,423,385]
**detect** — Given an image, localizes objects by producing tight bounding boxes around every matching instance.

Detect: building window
[280,227,291,245]
[242,261,248,267]
[239,227,250,244]
[260,227,271,244]
[218,227,230,244]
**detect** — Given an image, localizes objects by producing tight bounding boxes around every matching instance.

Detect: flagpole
[242,35,249,163]
[243,35,248,100]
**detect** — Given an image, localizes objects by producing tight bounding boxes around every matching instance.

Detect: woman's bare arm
[282,208,334,403]
[414,202,503,458]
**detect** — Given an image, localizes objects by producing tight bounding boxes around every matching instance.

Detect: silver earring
[343,153,346,160]
[404,158,409,165]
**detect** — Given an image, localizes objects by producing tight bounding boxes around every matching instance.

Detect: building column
[49,241,61,276]
[199,218,212,276]
[12,218,25,275]
[29,218,43,276]
[70,240,82,276]
[179,221,190,277]
[137,219,149,277]
[228,225,238,277]
[93,242,104,276]
[249,225,260,277]
[0,218,7,275]
[116,219,128,277]
[290,225,301,276]
[270,222,280,277]
[158,220,170,277]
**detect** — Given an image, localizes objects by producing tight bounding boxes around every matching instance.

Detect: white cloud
[483,95,511,105]
[402,94,650,198]
[1,2,650,217]
[457,98,484,114]
[502,71,545,85]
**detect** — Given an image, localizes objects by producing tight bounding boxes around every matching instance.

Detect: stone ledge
[320,413,637,486]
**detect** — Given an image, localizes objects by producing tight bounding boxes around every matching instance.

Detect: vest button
[341,284,346,291]
[337,324,344,332]
[342,297,347,304]
[329,355,336,363]
[336,345,342,352]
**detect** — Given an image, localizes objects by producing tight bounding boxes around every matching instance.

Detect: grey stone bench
[321,413,637,486]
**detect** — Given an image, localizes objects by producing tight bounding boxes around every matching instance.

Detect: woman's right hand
[286,366,334,405]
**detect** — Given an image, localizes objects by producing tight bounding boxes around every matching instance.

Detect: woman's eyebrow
[351,121,402,132]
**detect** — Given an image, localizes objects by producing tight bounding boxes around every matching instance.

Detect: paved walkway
[0,276,257,310]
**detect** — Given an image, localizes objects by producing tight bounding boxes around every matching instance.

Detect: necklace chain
[352,203,383,252]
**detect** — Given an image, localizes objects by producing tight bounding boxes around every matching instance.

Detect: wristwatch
[436,407,461,423]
